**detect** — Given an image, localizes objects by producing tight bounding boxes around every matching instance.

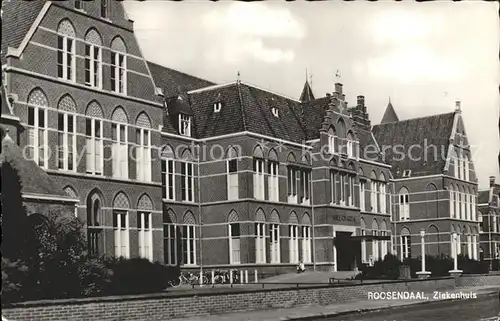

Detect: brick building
[478,176,500,266]
[1,0,481,274]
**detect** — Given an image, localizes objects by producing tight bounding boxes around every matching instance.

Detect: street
[321,295,500,321]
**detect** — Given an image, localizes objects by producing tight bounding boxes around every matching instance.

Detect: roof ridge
[146,60,216,85]
[240,81,301,103]
[374,111,455,126]
[236,81,247,131]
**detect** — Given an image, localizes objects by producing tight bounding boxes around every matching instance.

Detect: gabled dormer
[166,95,193,137]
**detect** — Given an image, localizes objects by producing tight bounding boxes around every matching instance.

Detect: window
[85,102,104,175]
[289,224,299,263]
[161,146,175,200]
[164,224,177,265]
[27,89,48,168]
[57,96,77,172]
[287,167,298,204]
[87,193,102,258]
[138,212,153,261]
[111,38,127,94]
[271,107,279,117]
[227,148,239,200]
[464,155,470,181]
[346,132,355,158]
[181,213,196,265]
[300,170,310,205]
[268,160,279,202]
[348,174,355,207]
[84,30,102,88]
[255,222,266,263]
[111,108,128,179]
[253,158,265,200]
[57,20,76,81]
[181,162,194,202]
[398,188,410,220]
[360,219,367,263]
[214,102,222,113]
[75,0,82,10]
[229,219,241,264]
[360,180,366,211]
[301,225,312,263]
[136,113,152,182]
[401,235,411,259]
[328,127,336,154]
[402,170,412,178]
[270,223,280,263]
[113,211,129,258]
[179,114,192,137]
[100,0,108,18]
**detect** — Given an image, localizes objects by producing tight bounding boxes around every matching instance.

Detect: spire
[299,78,315,102]
[381,98,399,124]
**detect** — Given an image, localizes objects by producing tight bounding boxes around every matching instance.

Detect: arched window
[84,28,102,88]
[57,19,76,81]
[161,145,175,200]
[253,145,265,200]
[427,225,440,256]
[346,131,355,158]
[425,183,438,219]
[137,194,153,261]
[181,211,196,265]
[113,192,130,258]
[471,189,476,221]
[380,220,388,260]
[378,173,387,213]
[450,148,459,178]
[289,212,299,263]
[370,171,377,213]
[328,126,337,154]
[227,147,239,200]
[359,168,366,212]
[301,213,312,263]
[64,186,78,217]
[180,149,194,202]
[86,190,104,257]
[287,152,298,204]
[111,107,129,179]
[400,227,411,260]
[228,210,240,264]
[255,209,266,263]
[85,101,104,175]
[398,187,410,220]
[135,112,152,182]
[111,36,127,94]
[27,88,48,167]
[464,154,470,181]
[57,95,77,171]
[164,209,177,265]
[360,218,367,263]
[268,149,279,202]
[269,210,280,263]
[459,185,465,220]
[371,219,380,261]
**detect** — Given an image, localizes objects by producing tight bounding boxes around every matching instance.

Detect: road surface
[321,294,499,321]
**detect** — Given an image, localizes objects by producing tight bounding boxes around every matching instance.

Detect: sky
[123,1,500,189]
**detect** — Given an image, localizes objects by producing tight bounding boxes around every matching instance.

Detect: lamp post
[416,229,431,278]
[449,232,463,276]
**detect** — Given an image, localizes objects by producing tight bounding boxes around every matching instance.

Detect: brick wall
[1,276,473,321]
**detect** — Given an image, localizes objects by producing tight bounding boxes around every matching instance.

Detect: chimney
[357,95,365,108]
[455,101,461,111]
[490,176,496,187]
[334,83,343,96]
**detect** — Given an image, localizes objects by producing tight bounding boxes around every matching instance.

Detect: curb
[283,290,499,321]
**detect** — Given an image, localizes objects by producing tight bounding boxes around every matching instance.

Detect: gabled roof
[380,100,399,124]
[1,0,48,65]
[0,131,68,198]
[299,80,315,102]
[372,112,456,178]
[147,61,216,98]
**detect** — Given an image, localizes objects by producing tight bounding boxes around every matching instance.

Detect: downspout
[311,165,316,271]
[197,143,203,284]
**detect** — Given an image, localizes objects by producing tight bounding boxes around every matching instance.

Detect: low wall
[1,275,493,321]
[455,273,500,287]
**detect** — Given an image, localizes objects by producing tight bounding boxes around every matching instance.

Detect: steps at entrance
[261,271,358,283]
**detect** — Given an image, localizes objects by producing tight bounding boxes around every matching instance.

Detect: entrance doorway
[335,231,359,271]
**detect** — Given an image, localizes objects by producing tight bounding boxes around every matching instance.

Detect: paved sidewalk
[172,285,500,321]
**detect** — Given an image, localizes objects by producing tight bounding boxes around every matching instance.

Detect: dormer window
[271,107,279,117]
[214,102,222,113]
[402,170,412,178]
[179,114,192,137]
[75,0,83,10]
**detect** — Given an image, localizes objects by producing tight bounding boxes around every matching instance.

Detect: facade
[478,176,500,266]
[1,0,482,274]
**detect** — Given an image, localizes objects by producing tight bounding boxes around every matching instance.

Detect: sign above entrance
[332,214,356,223]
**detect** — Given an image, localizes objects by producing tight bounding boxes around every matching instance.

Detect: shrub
[104,258,179,295]
[458,254,489,274]
[1,258,28,303]
[357,254,402,280]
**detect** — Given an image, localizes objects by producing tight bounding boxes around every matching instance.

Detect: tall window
[161,146,175,200]
[181,213,196,265]
[401,233,411,260]
[138,212,152,260]
[471,192,476,221]
[57,95,76,172]
[346,132,355,158]
[180,162,194,202]
[111,37,127,94]
[464,154,470,181]
[27,89,48,168]
[270,212,280,264]
[301,170,311,205]
[253,158,265,200]
[255,210,266,263]
[113,213,129,256]
[379,174,387,213]
[179,114,192,137]
[164,210,177,266]
[301,222,312,263]
[360,219,367,263]
[227,148,239,200]
[449,185,455,218]
[328,127,336,154]
[57,20,76,81]
[84,29,102,88]
[87,192,103,257]
[111,107,129,179]
[398,187,410,220]
[452,149,459,178]
[268,150,279,202]
[85,102,104,175]
[287,167,298,204]
[136,113,152,182]
[348,174,355,207]
[228,211,240,264]
[75,0,82,10]
[100,0,108,18]
[360,180,366,211]
[289,213,299,264]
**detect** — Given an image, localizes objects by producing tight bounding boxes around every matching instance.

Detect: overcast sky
[123,1,500,189]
